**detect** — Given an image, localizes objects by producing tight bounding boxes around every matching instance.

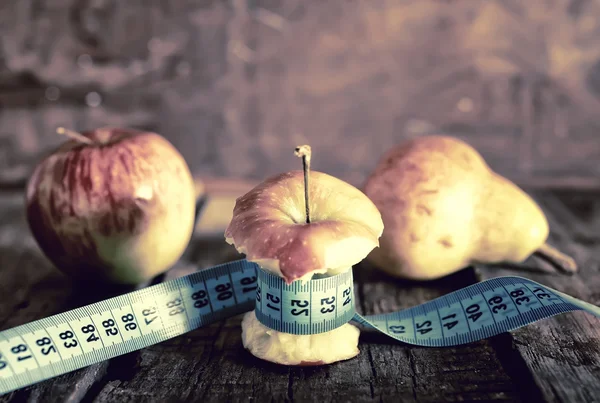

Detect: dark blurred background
[0,0,599,189]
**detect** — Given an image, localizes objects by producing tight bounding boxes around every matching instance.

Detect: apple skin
[25,128,196,285]
[225,170,384,284]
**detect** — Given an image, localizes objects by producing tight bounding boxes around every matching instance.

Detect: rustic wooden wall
[1,0,599,188]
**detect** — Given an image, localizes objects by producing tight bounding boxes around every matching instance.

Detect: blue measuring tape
[255,265,600,345]
[0,259,598,394]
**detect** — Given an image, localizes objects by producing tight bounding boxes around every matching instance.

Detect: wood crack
[8,362,109,403]
[366,347,376,399]
[79,350,142,403]
[406,349,419,403]
[286,369,294,402]
[196,319,233,401]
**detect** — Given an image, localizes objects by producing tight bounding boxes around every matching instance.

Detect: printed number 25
[291,299,309,316]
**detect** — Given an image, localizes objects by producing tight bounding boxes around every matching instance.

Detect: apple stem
[56,127,93,145]
[294,145,312,224]
[533,243,578,274]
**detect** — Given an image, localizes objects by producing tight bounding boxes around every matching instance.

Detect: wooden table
[0,187,598,402]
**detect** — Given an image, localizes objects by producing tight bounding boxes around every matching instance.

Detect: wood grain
[0,193,109,403]
[355,265,523,402]
[0,187,598,401]
[475,190,600,403]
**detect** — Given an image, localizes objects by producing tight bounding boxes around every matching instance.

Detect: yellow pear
[363,135,576,280]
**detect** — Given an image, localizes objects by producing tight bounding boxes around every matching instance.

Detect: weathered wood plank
[355,264,524,402]
[1,189,599,402]
[82,238,523,402]
[77,236,518,402]
[475,189,600,403]
[0,192,111,402]
[0,192,174,403]
[87,241,377,402]
[73,241,286,402]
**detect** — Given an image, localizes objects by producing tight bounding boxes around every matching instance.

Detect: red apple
[25,127,197,284]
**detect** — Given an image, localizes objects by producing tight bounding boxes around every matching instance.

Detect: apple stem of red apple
[533,243,578,274]
[294,145,312,224]
[56,127,93,145]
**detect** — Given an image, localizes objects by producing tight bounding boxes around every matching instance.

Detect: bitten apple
[225,146,384,365]
[25,127,196,285]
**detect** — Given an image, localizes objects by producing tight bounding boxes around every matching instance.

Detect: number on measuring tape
[135,304,161,334]
[4,339,36,373]
[0,350,11,380]
[191,288,210,309]
[0,259,598,396]
[205,276,236,311]
[290,298,309,317]
[230,270,259,303]
[254,267,357,334]
[483,288,519,323]
[26,332,60,367]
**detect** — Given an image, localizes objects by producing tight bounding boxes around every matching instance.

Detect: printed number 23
[320,296,335,314]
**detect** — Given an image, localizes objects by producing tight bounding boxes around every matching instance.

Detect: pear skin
[363,135,550,280]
